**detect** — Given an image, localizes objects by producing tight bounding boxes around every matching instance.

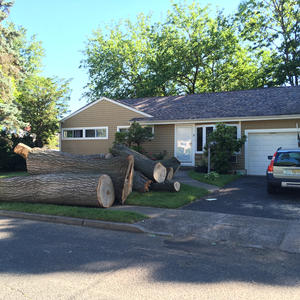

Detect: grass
[0,202,148,224]
[126,183,208,209]
[0,171,28,179]
[188,170,241,187]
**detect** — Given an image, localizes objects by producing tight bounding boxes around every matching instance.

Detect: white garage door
[247,132,298,175]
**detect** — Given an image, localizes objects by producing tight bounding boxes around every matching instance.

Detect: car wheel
[267,183,276,194]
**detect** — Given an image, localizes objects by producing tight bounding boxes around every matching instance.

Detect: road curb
[0,210,173,237]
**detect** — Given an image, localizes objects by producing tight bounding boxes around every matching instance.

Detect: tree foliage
[18,76,70,147]
[82,2,274,100]
[114,122,153,152]
[236,0,299,86]
[206,124,246,174]
[0,1,70,149]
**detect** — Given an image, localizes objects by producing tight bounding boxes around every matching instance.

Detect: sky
[9,0,241,114]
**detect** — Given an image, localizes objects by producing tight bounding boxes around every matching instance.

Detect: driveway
[182,176,300,220]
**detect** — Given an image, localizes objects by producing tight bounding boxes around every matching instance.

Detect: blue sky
[9,0,241,113]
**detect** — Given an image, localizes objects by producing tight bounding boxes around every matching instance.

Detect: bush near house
[114,121,153,153]
[205,123,246,174]
[0,131,34,171]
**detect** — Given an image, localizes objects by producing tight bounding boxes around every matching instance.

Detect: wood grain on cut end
[14,143,32,159]
[153,162,167,183]
[97,174,115,208]
[166,167,174,181]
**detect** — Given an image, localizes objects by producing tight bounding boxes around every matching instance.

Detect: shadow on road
[0,217,300,286]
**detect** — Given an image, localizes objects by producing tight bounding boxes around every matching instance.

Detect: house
[60,86,300,175]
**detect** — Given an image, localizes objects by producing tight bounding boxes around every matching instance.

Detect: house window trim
[195,125,216,154]
[62,127,108,140]
[117,126,130,132]
[195,123,241,154]
[118,125,155,136]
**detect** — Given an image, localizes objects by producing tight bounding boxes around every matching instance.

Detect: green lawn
[0,171,28,178]
[0,202,147,224]
[126,183,208,209]
[188,170,241,187]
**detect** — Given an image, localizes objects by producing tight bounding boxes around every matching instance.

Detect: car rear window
[274,152,300,167]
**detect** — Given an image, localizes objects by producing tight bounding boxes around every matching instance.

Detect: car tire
[267,183,276,194]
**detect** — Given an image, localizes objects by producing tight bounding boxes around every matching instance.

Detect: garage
[246,130,299,175]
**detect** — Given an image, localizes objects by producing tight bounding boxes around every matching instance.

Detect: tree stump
[159,157,181,176]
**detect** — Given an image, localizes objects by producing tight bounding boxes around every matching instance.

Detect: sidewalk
[174,170,219,192]
[111,205,300,254]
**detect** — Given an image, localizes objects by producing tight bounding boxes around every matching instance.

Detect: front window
[196,126,214,152]
[62,127,108,139]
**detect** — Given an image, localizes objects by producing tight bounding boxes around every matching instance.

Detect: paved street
[183,176,300,220]
[1,217,300,299]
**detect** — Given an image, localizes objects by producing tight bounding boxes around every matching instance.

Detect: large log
[111,144,166,183]
[133,171,152,193]
[0,173,115,208]
[151,181,181,192]
[159,157,181,176]
[14,143,134,204]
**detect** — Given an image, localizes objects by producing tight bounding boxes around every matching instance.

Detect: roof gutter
[130,114,300,125]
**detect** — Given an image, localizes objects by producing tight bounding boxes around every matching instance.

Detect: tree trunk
[166,167,174,181]
[159,157,181,176]
[0,173,115,208]
[111,144,166,183]
[14,143,134,204]
[133,171,152,193]
[151,181,181,192]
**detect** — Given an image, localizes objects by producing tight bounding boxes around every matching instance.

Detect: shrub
[114,121,153,153]
[204,171,219,181]
[0,130,34,171]
[205,123,246,174]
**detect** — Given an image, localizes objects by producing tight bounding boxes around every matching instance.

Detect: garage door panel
[247,132,298,175]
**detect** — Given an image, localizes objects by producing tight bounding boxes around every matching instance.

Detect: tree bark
[111,144,166,183]
[0,173,115,208]
[14,143,134,204]
[166,167,174,181]
[159,157,181,176]
[133,171,152,193]
[151,181,181,192]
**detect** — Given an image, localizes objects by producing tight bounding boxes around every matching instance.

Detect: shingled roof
[116,86,300,122]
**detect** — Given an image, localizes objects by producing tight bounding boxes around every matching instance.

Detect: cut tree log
[111,144,166,183]
[166,167,174,181]
[133,171,152,193]
[159,157,181,176]
[151,181,181,192]
[14,143,134,204]
[0,173,115,208]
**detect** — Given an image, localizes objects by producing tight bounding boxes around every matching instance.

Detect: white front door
[175,125,194,165]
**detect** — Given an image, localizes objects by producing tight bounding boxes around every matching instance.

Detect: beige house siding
[143,125,174,158]
[61,99,146,154]
[195,118,300,170]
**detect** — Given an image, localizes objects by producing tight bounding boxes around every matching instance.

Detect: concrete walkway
[111,205,300,254]
[174,170,219,192]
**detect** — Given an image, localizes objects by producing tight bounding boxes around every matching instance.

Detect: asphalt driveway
[182,176,300,220]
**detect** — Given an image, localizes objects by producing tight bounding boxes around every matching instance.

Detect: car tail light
[267,151,277,173]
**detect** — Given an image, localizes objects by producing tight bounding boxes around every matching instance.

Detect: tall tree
[82,2,265,100]
[0,1,44,131]
[17,75,70,147]
[237,0,299,86]
[81,15,155,100]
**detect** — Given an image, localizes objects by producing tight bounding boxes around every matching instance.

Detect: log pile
[112,144,181,194]
[0,143,181,208]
